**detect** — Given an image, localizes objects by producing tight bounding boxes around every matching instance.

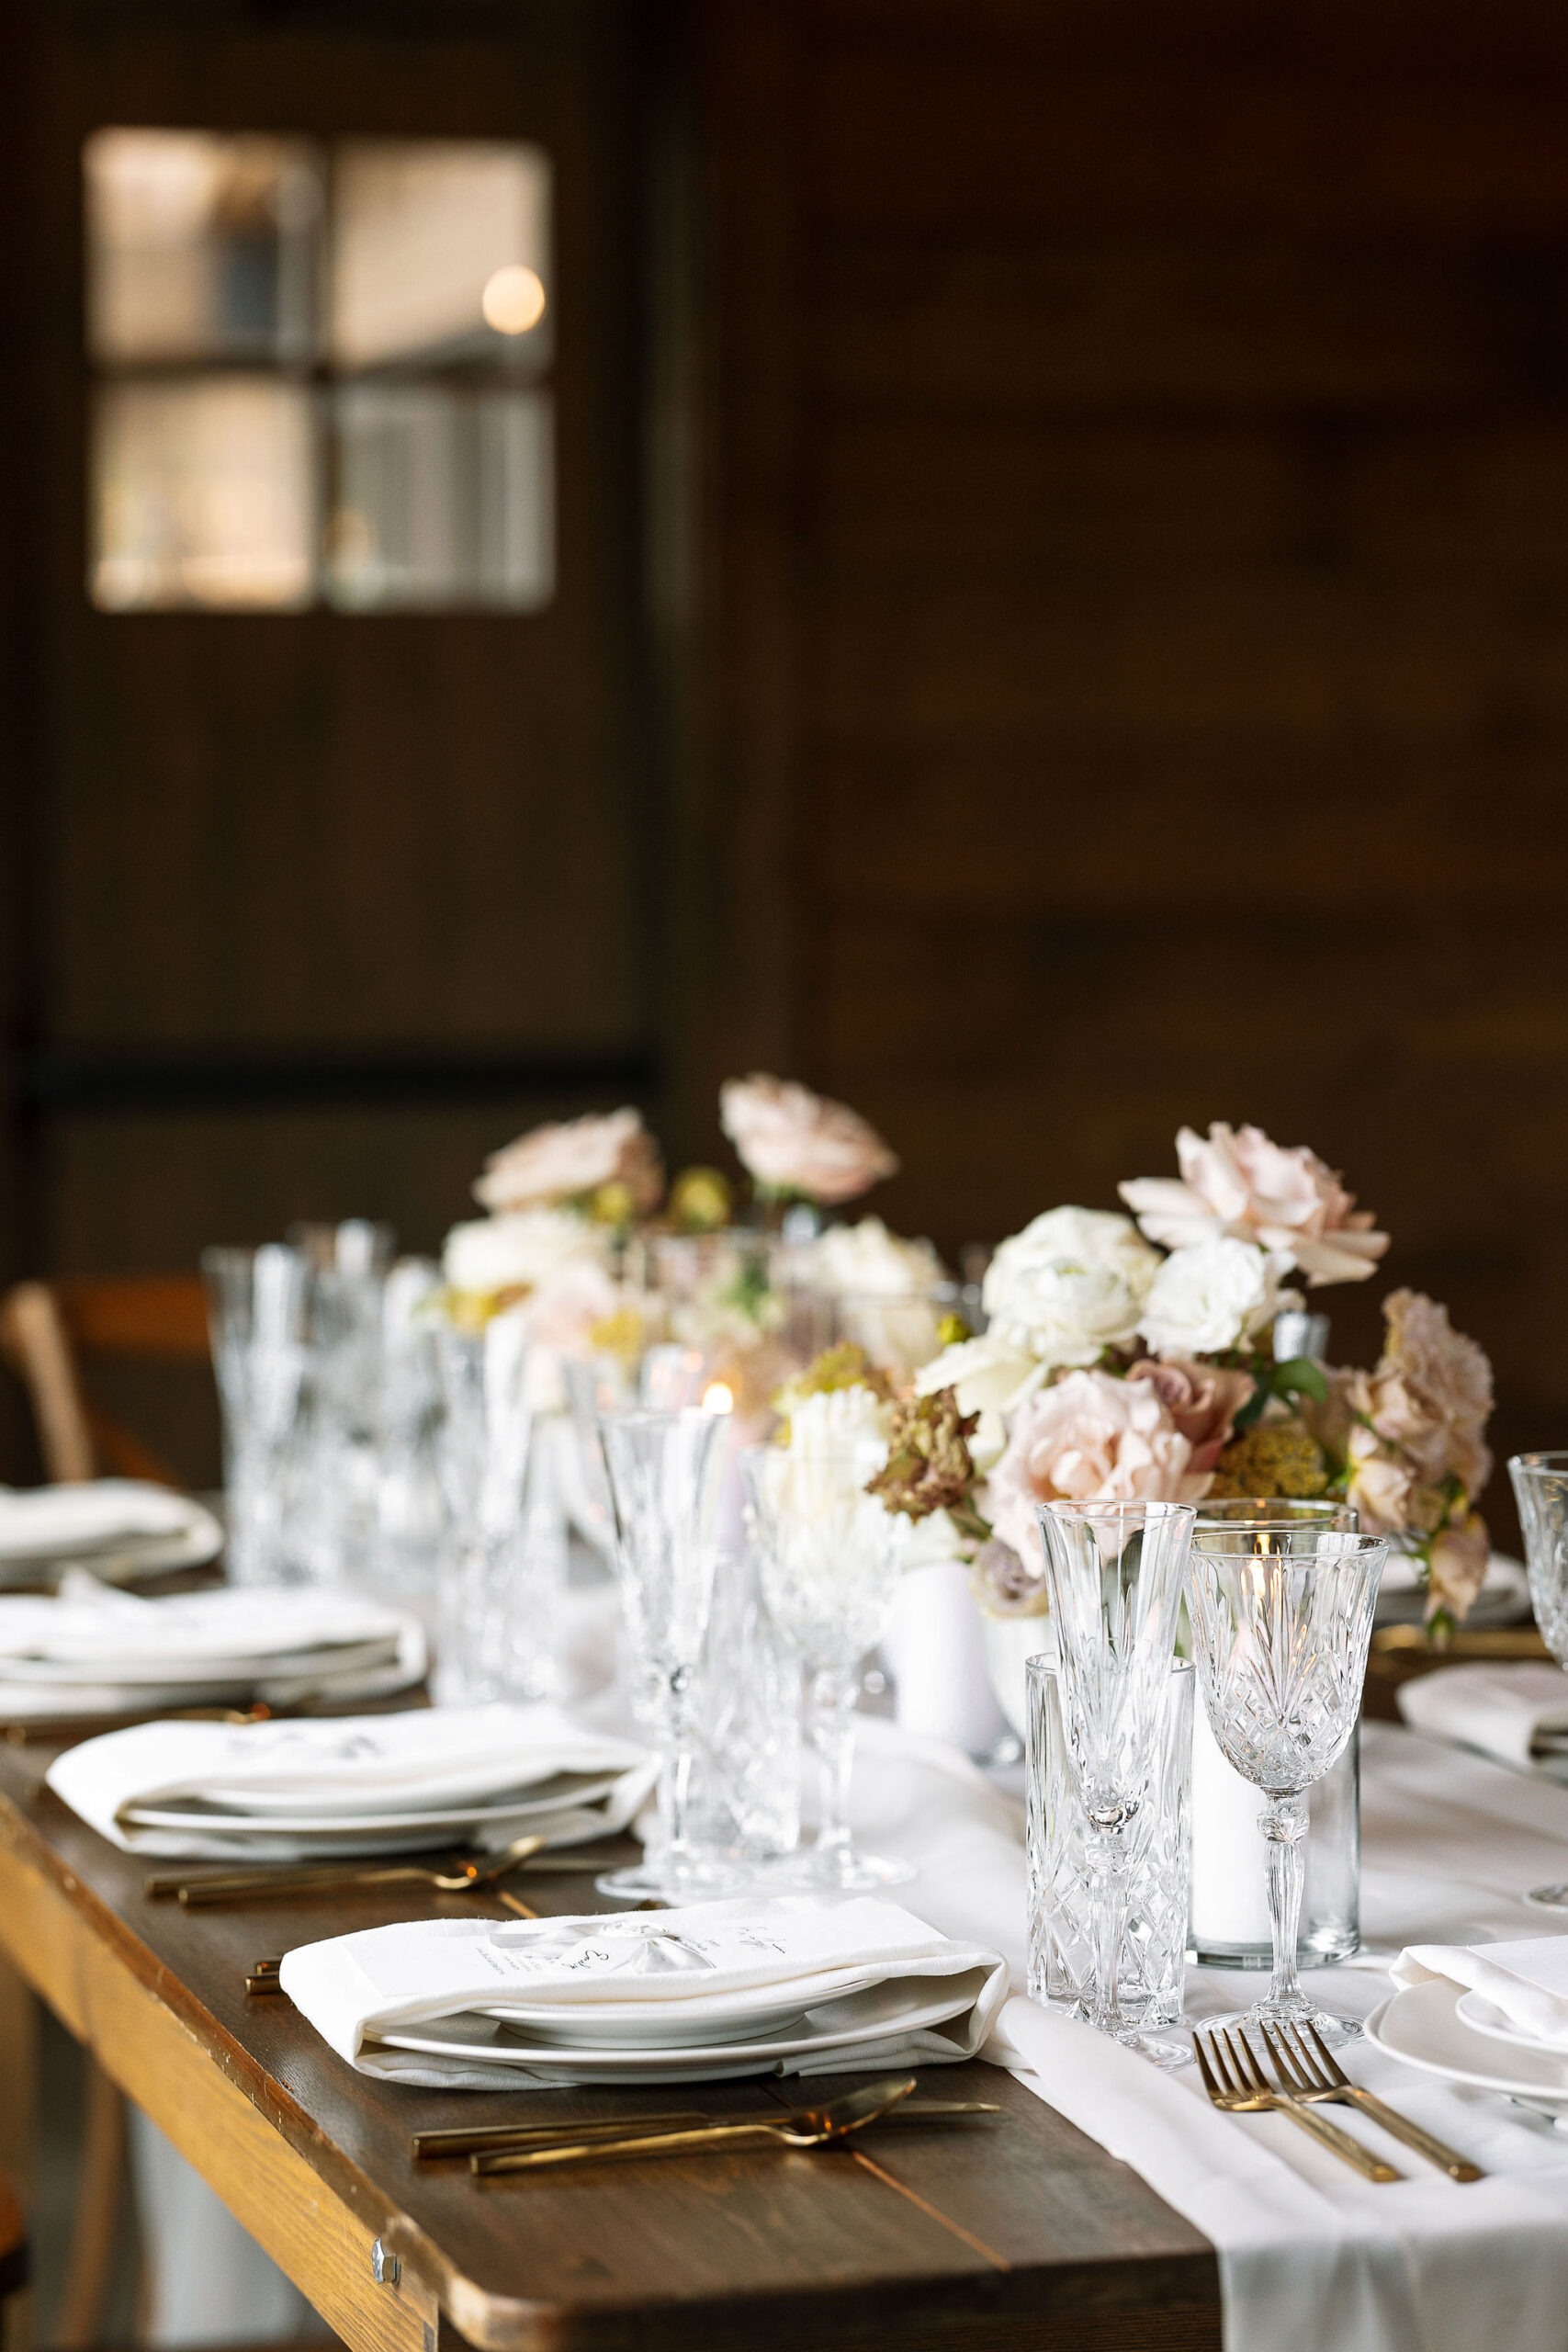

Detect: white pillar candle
[1190,1698,1275,1947]
[883,1560,1009,1755]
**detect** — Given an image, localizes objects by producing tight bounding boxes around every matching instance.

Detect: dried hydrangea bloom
[865,1387,980,1523]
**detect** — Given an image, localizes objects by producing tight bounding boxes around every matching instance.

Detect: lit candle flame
[702,1381,734,1416]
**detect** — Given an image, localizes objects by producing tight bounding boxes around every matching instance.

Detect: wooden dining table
[0,1731,1222,2352]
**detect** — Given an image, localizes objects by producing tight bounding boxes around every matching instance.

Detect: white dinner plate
[369,1970,987,2073]
[1454,1987,1568,2057]
[122,1772,626,1839]
[1367,1975,1568,2103]
[0,1636,403,1685]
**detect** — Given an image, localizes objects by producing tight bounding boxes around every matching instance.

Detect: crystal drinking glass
[201,1243,311,1587]
[432,1308,539,1704]
[1185,1526,1386,2041]
[1507,1452,1568,1907]
[595,1408,730,1901]
[742,1440,911,1889]
[1033,1498,1196,2064]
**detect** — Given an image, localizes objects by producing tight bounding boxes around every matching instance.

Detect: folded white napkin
[1396,1662,1568,1770]
[0,1480,220,1564]
[1392,1935,1568,2051]
[47,1702,657,1860]
[278,1894,1009,2087]
[0,1577,406,1670]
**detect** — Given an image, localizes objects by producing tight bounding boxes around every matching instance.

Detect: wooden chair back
[0,1277,210,1487]
[0,2164,28,2306]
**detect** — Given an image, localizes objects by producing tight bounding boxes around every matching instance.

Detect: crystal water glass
[1028,1656,1193,2031]
[742,1441,911,1889]
[1034,1499,1195,2064]
[594,1408,729,1901]
[1185,1527,1386,2041]
[201,1243,311,1587]
[432,1308,540,1704]
[1506,1453,1568,1907]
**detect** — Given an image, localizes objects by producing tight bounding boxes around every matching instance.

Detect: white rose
[442,1209,606,1299]
[1137,1238,1293,1360]
[914,1331,1043,1470]
[797,1216,943,1298]
[982,1206,1160,1369]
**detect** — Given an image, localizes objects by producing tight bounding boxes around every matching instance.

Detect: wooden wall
[698,0,1568,1509]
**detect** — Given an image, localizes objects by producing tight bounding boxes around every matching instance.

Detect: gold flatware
[415,2097,998,2161]
[147,1831,550,1906]
[471,2075,919,2174]
[246,1957,284,1996]
[1260,2018,1483,2181]
[1193,2028,1402,2182]
[495,1890,539,1920]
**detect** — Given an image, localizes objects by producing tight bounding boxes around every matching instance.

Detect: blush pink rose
[475,1108,663,1217]
[1123,1359,1256,1476]
[984,1370,1205,1562]
[1427,1512,1491,1623]
[1121,1121,1389,1286]
[720,1074,898,1204]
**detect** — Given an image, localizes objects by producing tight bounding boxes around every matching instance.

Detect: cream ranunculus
[719,1074,898,1204]
[473,1107,663,1217]
[1137,1237,1293,1360]
[983,1369,1203,1559]
[441,1208,607,1300]
[1120,1122,1389,1286]
[980,1207,1160,1370]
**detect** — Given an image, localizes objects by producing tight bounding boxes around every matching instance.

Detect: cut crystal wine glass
[1186,1526,1386,2042]
[1034,1498,1195,2065]
[742,1439,911,1889]
[595,1408,731,1902]
[1507,1452,1568,1909]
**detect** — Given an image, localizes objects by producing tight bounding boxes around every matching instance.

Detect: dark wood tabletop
[0,1736,1220,2352]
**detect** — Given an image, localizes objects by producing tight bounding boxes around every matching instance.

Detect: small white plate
[1367,1975,1568,2104]
[1454,1987,1568,2057]
[372,1971,987,2073]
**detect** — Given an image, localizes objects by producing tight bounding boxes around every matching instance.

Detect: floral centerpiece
[894,1123,1493,1638]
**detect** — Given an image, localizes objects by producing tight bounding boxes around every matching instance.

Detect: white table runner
[847,1713,1568,2352]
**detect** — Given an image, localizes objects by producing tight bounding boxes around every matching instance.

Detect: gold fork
[148,1831,549,1906]
[1261,2018,1482,2181]
[1193,2027,1402,2182]
[470,2076,919,2174]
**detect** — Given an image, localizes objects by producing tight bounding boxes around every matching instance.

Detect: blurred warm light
[702,1382,735,1417]
[332,141,548,368]
[482,265,546,335]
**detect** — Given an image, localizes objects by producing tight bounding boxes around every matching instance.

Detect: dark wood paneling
[700,0,1568,1552]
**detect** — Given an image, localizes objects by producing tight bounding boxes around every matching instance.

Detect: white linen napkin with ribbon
[1391,1936,1568,2051]
[46,1702,657,1859]
[1396,1663,1568,1770]
[277,1894,1009,2087]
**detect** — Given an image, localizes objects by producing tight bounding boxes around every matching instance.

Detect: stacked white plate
[0,1573,424,1724]
[46,1701,658,1860]
[1370,1938,1568,2111]
[1376,1547,1531,1629]
[0,1481,223,1589]
[278,1896,1010,2088]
